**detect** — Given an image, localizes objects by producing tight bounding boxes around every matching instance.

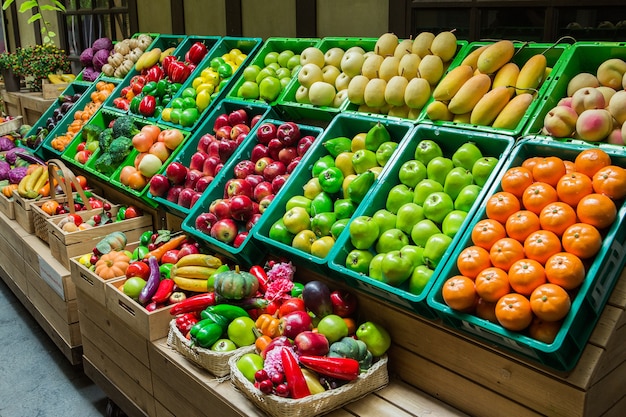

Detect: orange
[505,210,540,242]
[524,229,562,264]
[576,193,617,229]
[507,258,546,296]
[489,237,525,271]
[545,252,585,290]
[522,182,558,214]
[475,267,511,303]
[521,156,543,173]
[563,160,575,175]
[475,298,498,324]
[457,245,492,279]
[442,275,478,312]
[528,317,562,344]
[556,172,593,207]
[500,166,534,198]
[574,148,611,178]
[495,293,533,331]
[539,202,578,236]
[486,191,521,224]
[530,283,571,322]
[562,223,602,259]
[532,156,567,187]
[592,165,626,200]
[471,219,507,251]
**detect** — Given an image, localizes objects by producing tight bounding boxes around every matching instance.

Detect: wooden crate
[105,278,172,341]
[0,192,15,219]
[47,206,152,269]
[154,401,176,417]
[1,90,21,118]
[0,233,27,294]
[12,189,49,233]
[17,91,56,125]
[42,80,69,100]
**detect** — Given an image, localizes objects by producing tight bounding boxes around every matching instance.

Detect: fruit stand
[1,30,626,417]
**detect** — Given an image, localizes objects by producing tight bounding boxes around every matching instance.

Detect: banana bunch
[17,165,49,199]
[47,74,76,84]
[171,254,223,292]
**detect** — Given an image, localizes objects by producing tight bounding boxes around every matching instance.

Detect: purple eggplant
[138,256,161,306]
[302,280,333,318]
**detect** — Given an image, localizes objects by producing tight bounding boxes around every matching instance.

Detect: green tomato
[123,277,146,300]
[227,316,257,347]
[181,87,197,99]
[236,353,264,382]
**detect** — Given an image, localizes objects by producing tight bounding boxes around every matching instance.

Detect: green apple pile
[235,49,301,102]
[344,140,499,295]
[267,123,399,258]
[347,31,461,119]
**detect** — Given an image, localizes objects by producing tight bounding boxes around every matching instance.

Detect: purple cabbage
[0,160,10,180]
[0,136,16,152]
[82,66,100,82]
[80,47,94,66]
[8,166,28,184]
[92,48,110,71]
[92,37,113,52]
[4,147,27,165]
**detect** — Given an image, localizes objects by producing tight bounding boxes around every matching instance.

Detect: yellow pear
[398,53,421,80]
[430,31,458,63]
[375,32,399,57]
[340,51,365,78]
[418,54,444,85]
[335,72,352,91]
[324,47,345,68]
[351,133,367,152]
[404,77,431,109]
[361,54,385,79]
[322,65,341,85]
[347,75,370,105]
[334,152,356,177]
[394,39,414,59]
[388,104,410,118]
[412,32,435,58]
[364,78,388,108]
[379,56,401,81]
[333,89,349,108]
[385,75,409,107]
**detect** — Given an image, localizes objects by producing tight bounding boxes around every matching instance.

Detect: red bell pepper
[113,97,130,111]
[169,61,191,84]
[169,292,216,315]
[130,75,146,94]
[139,95,157,117]
[249,265,269,292]
[298,356,360,381]
[280,347,310,399]
[175,313,199,334]
[187,41,208,65]
[151,278,175,304]
[145,65,164,83]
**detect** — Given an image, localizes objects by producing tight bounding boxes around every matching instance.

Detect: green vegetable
[94,152,115,175]
[112,115,140,138]
[108,136,133,161]
[95,231,128,255]
[98,128,114,152]
[82,124,104,144]
[328,336,373,371]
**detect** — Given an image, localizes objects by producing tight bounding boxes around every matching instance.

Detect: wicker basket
[0,116,22,135]
[31,159,94,243]
[167,319,255,377]
[228,349,389,417]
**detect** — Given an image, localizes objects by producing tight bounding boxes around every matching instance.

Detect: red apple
[258,194,275,213]
[229,194,254,221]
[202,155,222,177]
[230,123,250,141]
[233,160,256,179]
[184,169,203,189]
[271,174,289,194]
[250,114,263,128]
[267,137,284,160]
[286,156,301,174]
[297,135,315,156]
[215,125,232,140]
[149,174,170,197]
[254,157,273,175]
[215,163,224,176]
[294,331,329,356]
[244,174,264,189]
[246,213,262,231]
[278,146,298,166]
[210,218,238,244]
[161,249,180,264]
[233,231,248,248]
[250,144,270,162]
[195,211,217,235]
[228,109,249,126]
[177,188,196,208]
[253,181,273,202]
[194,175,214,192]
[189,151,208,171]
[277,122,300,146]
[197,133,216,153]
[256,122,277,144]
[280,310,312,339]
[166,185,183,203]
[329,290,358,317]
[206,140,221,158]
[213,114,230,132]
[218,139,237,160]
[263,161,287,182]
[178,243,200,258]
[190,191,202,208]
[210,198,232,219]
[225,178,253,198]
[166,161,188,184]
[235,132,247,145]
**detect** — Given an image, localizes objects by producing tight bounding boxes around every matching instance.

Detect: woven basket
[228,349,389,417]
[167,319,255,377]
[31,159,93,243]
[0,116,22,135]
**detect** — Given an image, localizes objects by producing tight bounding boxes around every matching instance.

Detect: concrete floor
[0,279,109,417]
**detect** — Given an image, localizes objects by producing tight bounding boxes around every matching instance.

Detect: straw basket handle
[47,159,92,213]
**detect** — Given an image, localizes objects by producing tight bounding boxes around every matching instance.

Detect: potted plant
[0,51,21,92]
[12,43,70,91]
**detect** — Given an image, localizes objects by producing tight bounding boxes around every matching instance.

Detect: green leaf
[18,0,37,13]
[52,0,65,12]
[27,13,42,24]
[40,5,62,11]
[2,0,16,11]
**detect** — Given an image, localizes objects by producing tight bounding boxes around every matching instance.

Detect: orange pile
[442,148,626,343]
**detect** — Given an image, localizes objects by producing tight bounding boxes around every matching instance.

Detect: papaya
[477,40,515,74]
[515,54,548,96]
[492,93,534,130]
[448,73,492,115]
[432,65,474,102]
[470,86,512,126]
[492,62,520,98]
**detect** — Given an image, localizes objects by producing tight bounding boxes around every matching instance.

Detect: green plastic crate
[418,41,572,138]
[151,98,277,218]
[427,137,626,371]
[225,37,321,107]
[328,124,515,318]
[523,41,626,140]
[277,37,378,122]
[182,119,324,265]
[253,113,415,274]
[157,36,263,131]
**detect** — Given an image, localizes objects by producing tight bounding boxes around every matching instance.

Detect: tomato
[72,175,88,191]
[125,261,151,280]
[278,297,306,318]
[88,198,103,209]
[124,205,142,219]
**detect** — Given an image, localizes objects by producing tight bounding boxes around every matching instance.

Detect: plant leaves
[2,0,16,11]
[27,12,42,24]
[19,0,37,13]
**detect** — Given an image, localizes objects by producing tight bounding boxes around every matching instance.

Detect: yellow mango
[492,62,520,98]
[448,73,492,115]
[477,40,515,74]
[515,54,547,96]
[432,64,474,101]
[470,86,512,126]
[492,93,534,130]
[460,44,490,71]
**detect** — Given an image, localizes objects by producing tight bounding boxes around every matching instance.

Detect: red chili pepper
[280,347,310,399]
[298,356,360,381]
[249,265,269,292]
[169,292,216,316]
[175,313,199,334]
[187,41,208,65]
[162,55,176,75]
[139,95,157,117]
[145,66,164,83]
[151,279,175,304]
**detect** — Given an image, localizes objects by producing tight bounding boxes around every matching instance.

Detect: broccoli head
[108,136,134,162]
[83,124,104,143]
[112,115,140,139]
[94,152,115,176]
[98,128,114,152]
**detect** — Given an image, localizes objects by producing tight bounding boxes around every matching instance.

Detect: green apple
[303,177,323,200]
[227,317,257,347]
[352,149,379,174]
[426,156,454,185]
[349,215,380,250]
[413,178,444,205]
[452,142,483,170]
[237,80,260,99]
[283,206,311,234]
[345,249,374,274]
[210,338,237,352]
[443,167,474,200]
[259,76,282,102]
[334,198,356,219]
[369,253,385,280]
[311,212,337,237]
[375,228,409,253]
[277,49,295,68]
[454,184,482,212]
[264,51,280,66]
[472,156,499,187]
[414,139,443,165]
[287,54,302,70]
[330,218,350,240]
[386,184,414,214]
[398,159,427,188]
[236,353,264,382]
[372,209,397,237]
[400,244,425,268]
[356,321,391,357]
[410,219,441,247]
[381,250,413,286]
[375,141,398,166]
[269,219,295,245]
[255,66,277,84]
[441,209,468,238]
[422,191,454,224]
[286,195,313,214]
[317,314,349,344]
[409,265,434,295]
[395,202,425,234]
[422,233,453,269]
[242,64,262,82]
[275,67,292,80]
[292,229,317,253]
[311,191,333,216]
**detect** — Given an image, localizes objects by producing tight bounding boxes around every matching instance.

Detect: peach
[596,86,617,106]
[566,72,599,97]
[597,58,626,90]
[608,90,626,125]
[557,96,573,108]
[571,87,605,114]
[607,128,625,145]
[543,105,578,138]
[575,109,613,142]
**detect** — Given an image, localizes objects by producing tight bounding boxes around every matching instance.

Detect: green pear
[443,167,474,200]
[422,233,453,269]
[365,122,392,152]
[414,140,443,165]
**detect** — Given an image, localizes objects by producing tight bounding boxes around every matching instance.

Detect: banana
[17,174,31,198]
[172,275,210,292]
[171,265,217,279]
[47,74,64,84]
[33,169,49,195]
[23,166,44,198]
[60,74,76,82]
[175,254,223,269]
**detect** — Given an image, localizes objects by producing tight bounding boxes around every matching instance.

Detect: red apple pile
[194,120,317,248]
[149,108,261,209]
